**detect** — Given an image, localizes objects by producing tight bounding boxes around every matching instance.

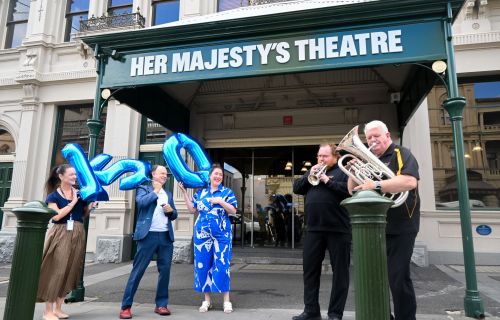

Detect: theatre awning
[81,0,465,130]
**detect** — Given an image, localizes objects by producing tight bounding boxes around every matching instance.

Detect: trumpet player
[347,120,420,320]
[292,143,351,320]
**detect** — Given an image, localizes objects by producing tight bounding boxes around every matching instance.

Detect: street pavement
[0,259,499,319]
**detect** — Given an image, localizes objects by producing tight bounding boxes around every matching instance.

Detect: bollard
[341,190,393,320]
[3,201,55,320]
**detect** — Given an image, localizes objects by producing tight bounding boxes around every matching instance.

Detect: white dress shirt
[149,188,169,232]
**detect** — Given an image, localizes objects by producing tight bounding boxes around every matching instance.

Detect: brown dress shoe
[154,306,171,316]
[119,308,132,319]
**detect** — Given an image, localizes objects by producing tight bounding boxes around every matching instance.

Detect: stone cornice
[1,69,97,87]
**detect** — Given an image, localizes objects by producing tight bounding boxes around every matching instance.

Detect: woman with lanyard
[37,164,96,320]
[179,163,237,314]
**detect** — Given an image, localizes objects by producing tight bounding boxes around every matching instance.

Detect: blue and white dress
[192,184,237,293]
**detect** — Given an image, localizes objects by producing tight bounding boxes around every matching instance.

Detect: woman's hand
[69,188,79,207]
[178,182,187,194]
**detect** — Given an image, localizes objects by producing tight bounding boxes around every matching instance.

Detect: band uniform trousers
[387,232,417,320]
[303,231,351,317]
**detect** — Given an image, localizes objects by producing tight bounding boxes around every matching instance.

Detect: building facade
[0,0,498,265]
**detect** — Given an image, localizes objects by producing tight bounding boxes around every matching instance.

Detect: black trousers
[303,231,351,318]
[386,233,417,320]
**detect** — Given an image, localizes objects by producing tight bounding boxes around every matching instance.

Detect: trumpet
[308,164,327,186]
[336,125,408,208]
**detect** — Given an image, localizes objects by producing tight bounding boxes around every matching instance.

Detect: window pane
[429,82,500,209]
[6,22,27,48]
[474,81,500,100]
[218,0,249,12]
[110,0,133,6]
[108,6,133,15]
[9,0,30,21]
[68,0,89,13]
[0,129,15,155]
[153,1,180,25]
[142,117,172,143]
[53,105,106,166]
[65,14,86,41]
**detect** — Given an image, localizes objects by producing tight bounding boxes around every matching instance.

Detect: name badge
[67,219,74,231]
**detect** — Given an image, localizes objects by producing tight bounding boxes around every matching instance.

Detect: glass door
[210,145,317,249]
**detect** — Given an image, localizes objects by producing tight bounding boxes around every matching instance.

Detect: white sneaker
[199,301,211,313]
[223,301,233,313]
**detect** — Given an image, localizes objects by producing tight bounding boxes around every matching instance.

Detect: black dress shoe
[292,311,322,320]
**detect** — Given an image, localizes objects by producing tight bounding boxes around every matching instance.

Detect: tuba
[308,164,327,186]
[336,125,408,208]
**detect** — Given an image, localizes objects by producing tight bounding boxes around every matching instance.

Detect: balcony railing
[489,169,500,176]
[483,124,500,132]
[80,11,145,32]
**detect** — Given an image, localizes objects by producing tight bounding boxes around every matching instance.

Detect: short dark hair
[318,142,339,156]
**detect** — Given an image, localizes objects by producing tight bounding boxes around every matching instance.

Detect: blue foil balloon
[163,133,211,188]
[90,154,113,171]
[61,144,108,201]
[94,158,152,190]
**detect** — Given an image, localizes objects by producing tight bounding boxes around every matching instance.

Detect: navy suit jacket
[133,185,177,242]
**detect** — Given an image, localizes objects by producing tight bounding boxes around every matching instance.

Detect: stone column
[92,99,142,263]
[24,0,66,44]
[89,0,106,18]
[0,84,58,262]
[171,152,194,263]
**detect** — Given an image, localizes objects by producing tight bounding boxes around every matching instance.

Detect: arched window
[0,129,15,155]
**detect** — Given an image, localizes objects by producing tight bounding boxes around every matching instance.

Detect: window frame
[64,0,89,42]
[107,0,133,16]
[4,0,30,48]
[151,0,180,26]
[217,0,249,12]
[51,104,106,167]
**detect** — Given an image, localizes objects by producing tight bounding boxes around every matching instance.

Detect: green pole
[4,202,55,320]
[443,3,484,318]
[65,46,105,303]
[341,190,393,320]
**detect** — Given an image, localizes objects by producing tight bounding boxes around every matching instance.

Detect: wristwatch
[374,181,382,191]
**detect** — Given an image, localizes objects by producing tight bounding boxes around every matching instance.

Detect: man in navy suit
[119,165,178,319]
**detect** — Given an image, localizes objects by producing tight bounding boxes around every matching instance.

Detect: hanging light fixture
[286,161,293,167]
[304,161,312,167]
[285,165,292,170]
[301,167,307,172]
[464,153,471,159]
[472,142,482,152]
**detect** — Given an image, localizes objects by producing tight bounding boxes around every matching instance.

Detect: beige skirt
[37,222,86,302]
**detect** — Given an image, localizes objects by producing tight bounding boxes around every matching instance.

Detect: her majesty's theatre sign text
[101,21,446,88]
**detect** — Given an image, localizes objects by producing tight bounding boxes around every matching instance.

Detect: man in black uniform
[348,120,420,320]
[292,143,351,320]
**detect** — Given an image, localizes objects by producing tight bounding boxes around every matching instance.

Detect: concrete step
[232,246,331,265]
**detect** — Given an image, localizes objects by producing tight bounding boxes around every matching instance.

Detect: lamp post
[66,46,128,302]
[398,4,484,318]
[437,4,484,318]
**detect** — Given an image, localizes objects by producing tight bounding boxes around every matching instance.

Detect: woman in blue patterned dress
[179,163,237,313]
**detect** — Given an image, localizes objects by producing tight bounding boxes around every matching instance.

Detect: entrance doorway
[209,145,318,249]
